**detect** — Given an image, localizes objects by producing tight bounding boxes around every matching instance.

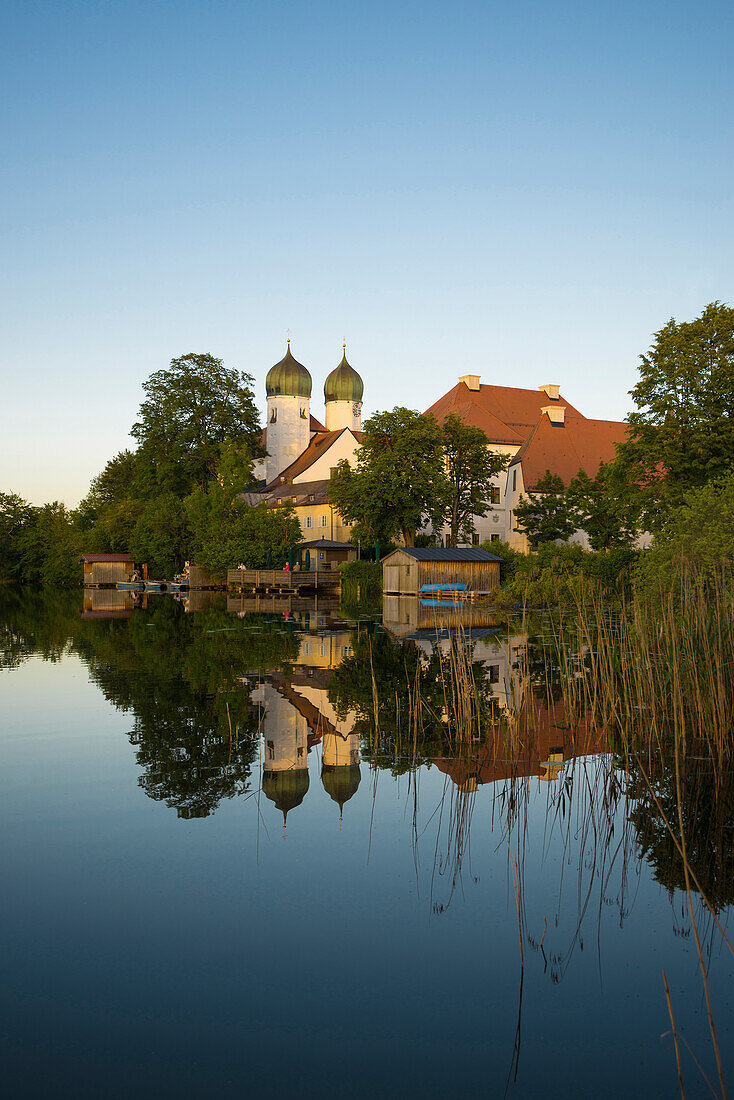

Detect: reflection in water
[1,586,733,1095]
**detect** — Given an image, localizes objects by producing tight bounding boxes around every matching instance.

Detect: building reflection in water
[252,620,361,826]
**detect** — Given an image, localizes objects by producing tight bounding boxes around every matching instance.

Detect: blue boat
[117,582,145,591]
[419,582,467,594]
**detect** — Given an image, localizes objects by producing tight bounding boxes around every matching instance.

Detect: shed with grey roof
[381,547,501,597]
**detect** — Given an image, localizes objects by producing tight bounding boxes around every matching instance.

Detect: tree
[514,471,576,546]
[330,408,446,547]
[441,414,508,547]
[131,353,263,497]
[186,445,302,576]
[567,462,638,551]
[76,450,139,528]
[129,493,191,578]
[0,493,34,581]
[617,302,734,530]
[634,467,734,597]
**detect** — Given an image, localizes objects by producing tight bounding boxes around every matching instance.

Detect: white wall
[293,429,361,483]
[265,394,311,484]
[325,399,362,432]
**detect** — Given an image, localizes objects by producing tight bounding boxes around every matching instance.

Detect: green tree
[131,353,263,497]
[634,467,734,596]
[76,450,139,527]
[330,408,446,547]
[129,493,191,578]
[441,414,508,547]
[617,302,734,530]
[567,462,638,551]
[187,447,302,576]
[514,471,576,546]
[0,493,34,581]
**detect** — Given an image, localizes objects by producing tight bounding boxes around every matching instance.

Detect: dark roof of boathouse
[385,548,502,563]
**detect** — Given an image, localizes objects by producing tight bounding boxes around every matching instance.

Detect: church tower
[265,341,312,484]
[324,346,363,432]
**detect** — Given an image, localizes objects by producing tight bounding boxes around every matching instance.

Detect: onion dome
[322,763,361,815]
[266,341,312,398]
[263,768,310,824]
[324,347,364,403]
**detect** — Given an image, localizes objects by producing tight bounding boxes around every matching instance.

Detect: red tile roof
[510,414,628,489]
[425,380,586,444]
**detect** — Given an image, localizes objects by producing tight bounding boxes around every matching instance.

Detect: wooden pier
[226,569,341,595]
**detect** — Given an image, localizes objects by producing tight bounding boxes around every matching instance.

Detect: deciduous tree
[330,409,446,547]
[617,302,734,530]
[441,414,507,547]
[514,471,576,546]
[131,353,263,496]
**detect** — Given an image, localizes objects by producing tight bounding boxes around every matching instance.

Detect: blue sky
[2,0,732,504]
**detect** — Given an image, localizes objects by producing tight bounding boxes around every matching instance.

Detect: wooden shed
[79,553,142,586]
[300,538,357,572]
[381,547,501,597]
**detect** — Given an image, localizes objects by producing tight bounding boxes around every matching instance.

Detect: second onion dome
[324,347,364,403]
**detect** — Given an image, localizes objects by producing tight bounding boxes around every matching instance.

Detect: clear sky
[2,0,732,505]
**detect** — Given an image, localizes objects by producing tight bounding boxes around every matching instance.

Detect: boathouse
[79,553,142,586]
[381,547,501,597]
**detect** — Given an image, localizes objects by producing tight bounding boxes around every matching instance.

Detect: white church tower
[264,340,312,484]
[324,345,363,432]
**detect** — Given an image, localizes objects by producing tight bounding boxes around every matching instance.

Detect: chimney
[460,374,481,391]
[542,404,566,425]
[539,383,560,400]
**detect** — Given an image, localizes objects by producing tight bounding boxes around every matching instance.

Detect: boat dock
[226,569,341,595]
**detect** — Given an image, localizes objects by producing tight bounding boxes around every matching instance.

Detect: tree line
[1,353,301,583]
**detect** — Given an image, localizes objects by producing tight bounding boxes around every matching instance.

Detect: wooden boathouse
[79,553,144,586]
[381,547,501,597]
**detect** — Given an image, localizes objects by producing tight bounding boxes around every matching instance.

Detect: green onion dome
[322,763,361,813]
[324,348,364,403]
[266,341,312,398]
[263,768,310,823]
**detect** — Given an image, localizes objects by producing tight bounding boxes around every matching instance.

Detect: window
[489,485,501,504]
[300,406,307,419]
[489,665,499,683]
[270,408,277,423]
[297,746,304,757]
[512,469,517,492]
[490,534,500,542]
[321,515,328,527]
[305,516,312,528]
[472,533,480,546]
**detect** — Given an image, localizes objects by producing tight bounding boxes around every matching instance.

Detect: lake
[1,587,732,1098]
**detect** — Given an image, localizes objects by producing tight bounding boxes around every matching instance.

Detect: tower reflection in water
[253,622,361,826]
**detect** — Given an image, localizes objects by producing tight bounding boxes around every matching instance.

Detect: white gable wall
[293,429,361,483]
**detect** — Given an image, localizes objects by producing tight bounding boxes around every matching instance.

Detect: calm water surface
[1,588,732,1098]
